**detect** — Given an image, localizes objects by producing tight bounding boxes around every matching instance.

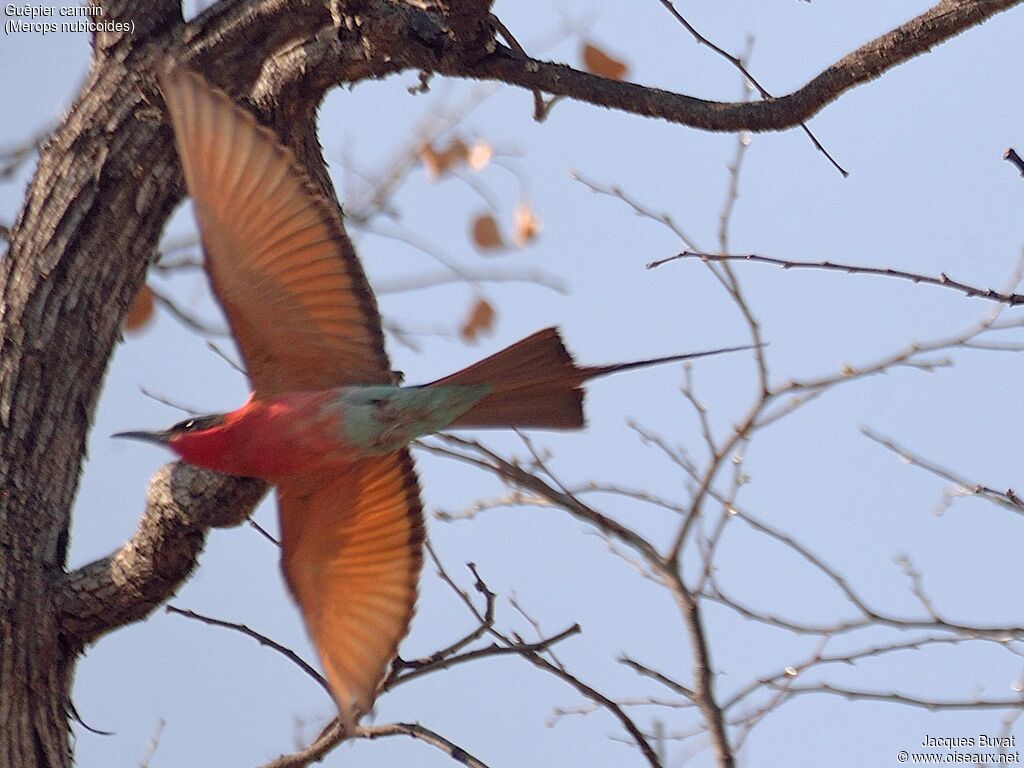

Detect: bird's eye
[172,414,224,432]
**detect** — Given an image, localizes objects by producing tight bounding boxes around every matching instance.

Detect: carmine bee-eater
[118,67,754,725]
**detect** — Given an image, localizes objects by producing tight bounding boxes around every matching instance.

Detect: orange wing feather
[276,452,425,722]
[160,67,424,720]
[158,66,391,396]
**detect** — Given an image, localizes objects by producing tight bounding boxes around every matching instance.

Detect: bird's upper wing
[158,66,391,396]
[276,451,424,722]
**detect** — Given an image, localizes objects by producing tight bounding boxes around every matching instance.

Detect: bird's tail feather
[429,328,586,429]
[428,327,756,430]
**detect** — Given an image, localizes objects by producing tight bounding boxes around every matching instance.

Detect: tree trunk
[0,40,179,768]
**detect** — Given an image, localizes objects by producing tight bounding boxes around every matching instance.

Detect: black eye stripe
[172,413,224,432]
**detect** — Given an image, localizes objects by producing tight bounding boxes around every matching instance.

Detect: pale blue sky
[3,3,1024,766]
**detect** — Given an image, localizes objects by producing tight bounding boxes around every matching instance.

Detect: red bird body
[164,385,488,477]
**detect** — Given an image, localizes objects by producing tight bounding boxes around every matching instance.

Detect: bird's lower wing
[276,451,424,722]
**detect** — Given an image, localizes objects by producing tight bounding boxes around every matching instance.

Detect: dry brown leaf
[460,297,497,342]
[418,137,470,181]
[467,139,493,172]
[124,284,155,333]
[471,213,505,251]
[582,42,629,81]
[513,202,541,246]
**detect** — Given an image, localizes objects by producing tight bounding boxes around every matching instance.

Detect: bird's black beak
[111,429,172,446]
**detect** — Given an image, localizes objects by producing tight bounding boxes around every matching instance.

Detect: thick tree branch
[435,0,496,56]
[224,0,1024,135]
[59,465,266,644]
[443,0,1024,132]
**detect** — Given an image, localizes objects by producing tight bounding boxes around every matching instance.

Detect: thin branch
[166,605,330,695]
[766,313,1024,408]
[389,624,582,690]
[655,2,846,175]
[774,683,1024,711]
[149,285,230,335]
[508,592,567,671]
[711,73,770,395]
[704,579,1024,639]
[374,266,567,295]
[418,538,660,765]
[520,651,664,768]
[418,435,665,565]
[723,635,991,711]
[488,14,551,121]
[205,341,247,375]
[620,655,695,700]
[571,170,702,251]
[248,516,281,546]
[649,251,1024,306]
[862,428,1024,517]
[257,719,347,768]
[732,507,874,616]
[355,722,492,768]
[259,719,494,768]
[137,718,165,768]
[424,541,493,627]
[138,386,200,415]
[895,554,941,619]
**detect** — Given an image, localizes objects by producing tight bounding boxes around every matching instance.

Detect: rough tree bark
[0,1,1019,765]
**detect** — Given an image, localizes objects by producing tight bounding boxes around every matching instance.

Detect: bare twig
[259,719,495,768]
[148,286,230,336]
[488,14,550,122]
[389,624,582,690]
[248,517,281,546]
[571,170,701,251]
[648,251,1024,306]
[137,718,165,768]
[772,683,1024,711]
[522,651,664,768]
[620,655,695,700]
[375,266,567,295]
[165,605,330,695]
[138,387,199,415]
[355,722,492,768]
[654,2,846,175]
[862,428,1024,517]
[894,555,940,619]
[205,341,246,375]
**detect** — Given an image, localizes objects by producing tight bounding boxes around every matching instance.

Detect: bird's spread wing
[158,66,391,395]
[276,451,424,721]
[160,68,424,718]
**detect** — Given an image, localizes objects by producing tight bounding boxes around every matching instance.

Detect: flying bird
[121,66,754,725]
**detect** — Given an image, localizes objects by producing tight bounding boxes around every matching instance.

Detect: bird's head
[113,413,232,470]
